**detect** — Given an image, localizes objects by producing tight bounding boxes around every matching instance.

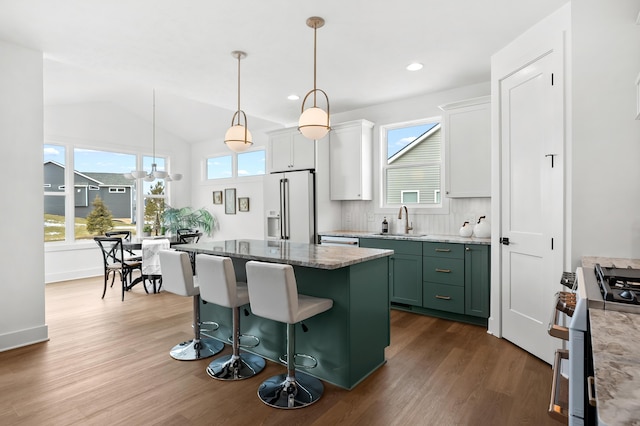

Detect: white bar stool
[245,261,333,409]
[159,250,224,360]
[196,254,265,380]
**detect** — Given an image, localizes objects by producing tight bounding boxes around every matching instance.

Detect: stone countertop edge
[176,240,393,270]
[581,256,640,425]
[320,230,491,245]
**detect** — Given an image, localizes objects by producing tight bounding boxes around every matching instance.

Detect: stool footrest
[279,353,318,370]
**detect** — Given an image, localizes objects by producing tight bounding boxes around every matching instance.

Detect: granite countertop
[582,256,640,425]
[319,230,491,245]
[588,309,640,425]
[176,239,393,270]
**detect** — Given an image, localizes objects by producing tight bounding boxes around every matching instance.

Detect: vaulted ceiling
[0,0,568,142]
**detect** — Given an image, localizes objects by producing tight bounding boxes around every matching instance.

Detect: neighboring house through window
[381,118,444,209]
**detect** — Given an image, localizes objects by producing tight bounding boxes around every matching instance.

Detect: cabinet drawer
[422,257,464,286]
[422,242,464,259]
[423,282,465,314]
[359,238,422,255]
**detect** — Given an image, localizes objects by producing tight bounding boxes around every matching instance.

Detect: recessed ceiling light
[287,94,300,100]
[406,62,423,71]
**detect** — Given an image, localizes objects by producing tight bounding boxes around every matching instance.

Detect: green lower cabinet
[359,238,490,326]
[464,244,490,318]
[423,282,465,314]
[359,238,422,305]
[389,253,423,305]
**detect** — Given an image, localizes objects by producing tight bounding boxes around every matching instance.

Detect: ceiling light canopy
[406,62,424,71]
[125,90,182,182]
[298,16,330,141]
[225,51,253,153]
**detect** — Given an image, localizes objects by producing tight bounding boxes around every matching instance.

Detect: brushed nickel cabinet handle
[435,268,451,273]
[435,248,450,252]
[435,295,451,300]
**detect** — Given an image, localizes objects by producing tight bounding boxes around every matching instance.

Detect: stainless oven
[548,268,595,425]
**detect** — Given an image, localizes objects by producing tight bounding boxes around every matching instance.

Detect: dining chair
[177,229,201,244]
[94,236,143,301]
[105,230,142,261]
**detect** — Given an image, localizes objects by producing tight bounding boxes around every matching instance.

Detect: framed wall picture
[212,191,223,205]
[238,197,250,212]
[225,188,236,214]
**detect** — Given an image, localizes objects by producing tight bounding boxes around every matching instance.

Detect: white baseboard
[0,324,49,352]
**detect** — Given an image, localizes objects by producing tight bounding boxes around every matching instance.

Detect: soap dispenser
[382,217,389,234]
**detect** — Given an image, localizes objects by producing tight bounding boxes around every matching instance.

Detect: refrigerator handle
[279,178,286,239]
[283,178,290,239]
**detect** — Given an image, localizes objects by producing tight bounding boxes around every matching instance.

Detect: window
[44,145,178,243]
[237,149,265,177]
[207,155,233,180]
[44,144,66,242]
[381,118,444,208]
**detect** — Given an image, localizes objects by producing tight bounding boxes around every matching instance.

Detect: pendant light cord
[312,24,317,107]
[236,53,241,119]
[152,89,156,163]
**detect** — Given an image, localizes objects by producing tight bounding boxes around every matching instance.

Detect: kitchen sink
[373,233,427,238]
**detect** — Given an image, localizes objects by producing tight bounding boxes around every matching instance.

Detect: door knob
[500,237,510,246]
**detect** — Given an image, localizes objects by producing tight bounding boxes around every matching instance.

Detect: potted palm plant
[161,206,216,236]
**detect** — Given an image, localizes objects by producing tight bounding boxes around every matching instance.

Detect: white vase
[473,216,491,238]
[459,222,473,237]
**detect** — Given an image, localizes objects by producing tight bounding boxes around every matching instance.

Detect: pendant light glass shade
[125,90,182,182]
[225,51,253,152]
[298,17,330,140]
[299,106,329,140]
[225,123,253,152]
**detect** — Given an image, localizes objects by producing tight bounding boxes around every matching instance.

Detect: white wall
[190,130,270,242]
[0,40,47,351]
[331,82,492,235]
[44,102,192,283]
[571,0,640,267]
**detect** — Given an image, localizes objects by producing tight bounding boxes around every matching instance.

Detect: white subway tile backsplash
[338,198,491,235]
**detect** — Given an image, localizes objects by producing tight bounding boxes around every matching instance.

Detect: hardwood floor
[0,277,564,425]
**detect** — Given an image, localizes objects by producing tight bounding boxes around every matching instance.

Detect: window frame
[379,117,449,214]
[44,141,176,245]
[206,148,266,181]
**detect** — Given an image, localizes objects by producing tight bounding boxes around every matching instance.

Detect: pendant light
[225,51,253,152]
[125,90,182,182]
[298,16,330,140]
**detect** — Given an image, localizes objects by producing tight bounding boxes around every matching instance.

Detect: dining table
[122,236,186,293]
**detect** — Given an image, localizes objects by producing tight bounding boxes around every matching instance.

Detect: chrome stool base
[206,352,266,381]
[257,372,324,409]
[169,337,224,361]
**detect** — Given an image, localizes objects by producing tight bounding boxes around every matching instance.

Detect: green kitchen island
[177,239,393,390]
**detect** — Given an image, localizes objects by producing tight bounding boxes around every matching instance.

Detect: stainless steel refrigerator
[264,170,316,244]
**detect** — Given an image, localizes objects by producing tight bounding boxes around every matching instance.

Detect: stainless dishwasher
[319,235,359,247]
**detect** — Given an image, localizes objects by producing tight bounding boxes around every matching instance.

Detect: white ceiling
[0,0,568,143]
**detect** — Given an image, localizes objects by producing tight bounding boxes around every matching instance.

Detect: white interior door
[499,52,563,364]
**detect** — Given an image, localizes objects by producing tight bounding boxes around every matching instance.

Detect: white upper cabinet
[439,96,491,198]
[268,127,316,173]
[329,119,374,200]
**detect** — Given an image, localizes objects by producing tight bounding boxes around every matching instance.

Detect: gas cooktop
[594,263,640,306]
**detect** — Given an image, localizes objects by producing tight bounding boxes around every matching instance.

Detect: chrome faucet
[398,205,413,234]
